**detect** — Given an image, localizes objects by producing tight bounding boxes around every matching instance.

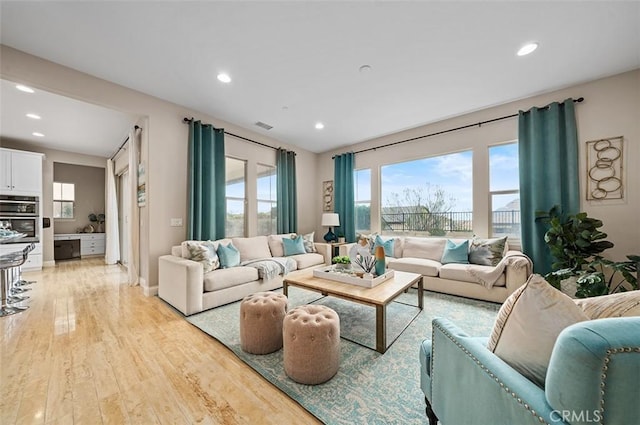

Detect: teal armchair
[420,317,640,425]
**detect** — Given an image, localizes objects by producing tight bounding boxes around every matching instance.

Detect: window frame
[53,181,75,219]
[354,168,371,233]
[225,157,247,238]
[488,141,521,241]
[256,163,277,236]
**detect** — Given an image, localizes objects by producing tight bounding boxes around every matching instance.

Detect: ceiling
[0,78,139,157]
[1,1,639,155]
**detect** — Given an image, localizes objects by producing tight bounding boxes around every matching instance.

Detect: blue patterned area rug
[186,288,500,425]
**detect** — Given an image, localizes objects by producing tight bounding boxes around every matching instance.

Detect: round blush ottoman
[283,305,340,384]
[240,292,288,354]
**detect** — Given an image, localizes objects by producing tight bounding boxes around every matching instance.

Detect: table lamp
[321,213,340,242]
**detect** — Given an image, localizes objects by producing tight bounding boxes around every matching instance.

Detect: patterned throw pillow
[302,232,317,253]
[217,243,240,268]
[184,240,219,273]
[468,236,507,266]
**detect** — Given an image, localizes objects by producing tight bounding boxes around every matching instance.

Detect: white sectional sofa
[159,234,330,315]
[340,236,532,303]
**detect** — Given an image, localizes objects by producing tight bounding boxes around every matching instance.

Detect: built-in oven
[0,217,38,238]
[0,195,39,216]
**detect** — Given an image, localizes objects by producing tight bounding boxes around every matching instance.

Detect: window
[53,182,75,218]
[257,164,277,236]
[380,151,473,236]
[354,169,371,233]
[225,157,246,237]
[489,143,520,239]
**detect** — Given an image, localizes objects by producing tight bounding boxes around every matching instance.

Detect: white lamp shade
[321,213,340,227]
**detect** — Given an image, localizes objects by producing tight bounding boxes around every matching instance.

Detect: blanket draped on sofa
[241,257,297,281]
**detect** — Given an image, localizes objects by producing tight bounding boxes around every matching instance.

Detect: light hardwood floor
[1,258,322,425]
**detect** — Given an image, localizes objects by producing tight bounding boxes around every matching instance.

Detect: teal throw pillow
[468,236,508,266]
[283,235,306,256]
[441,239,470,265]
[217,243,240,268]
[374,235,395,258]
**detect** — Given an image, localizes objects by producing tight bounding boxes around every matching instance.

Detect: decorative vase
[374,246,386,277]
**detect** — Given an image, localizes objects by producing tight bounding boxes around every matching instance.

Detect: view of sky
[381,151,474,212]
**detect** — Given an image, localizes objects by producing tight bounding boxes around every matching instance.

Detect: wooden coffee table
[283,269,423,353]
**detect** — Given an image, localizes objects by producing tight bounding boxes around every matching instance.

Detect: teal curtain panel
[187,120,226,240]
[276,148,298,233]
[519,99,579,274]
[334,153,356,243]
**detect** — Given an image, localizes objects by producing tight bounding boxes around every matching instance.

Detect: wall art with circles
[586,136,624,201]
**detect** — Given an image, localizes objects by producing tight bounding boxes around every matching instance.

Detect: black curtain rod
[182,117,295,154]
[110,125,141,160]
[334,97,584,158]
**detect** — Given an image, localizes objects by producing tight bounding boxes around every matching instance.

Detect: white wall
[1,45,318,294]
[317,70,640,261]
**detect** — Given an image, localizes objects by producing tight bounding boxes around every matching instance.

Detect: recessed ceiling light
[16,84,35,93]
[517,42,538,56]
[217,73,231,83]
[26,113,41,120]
[32,132,45,137]
[315,122,324,130]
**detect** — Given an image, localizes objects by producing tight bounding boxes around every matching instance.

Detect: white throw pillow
[232,236,272,262]
[487,274,589,387]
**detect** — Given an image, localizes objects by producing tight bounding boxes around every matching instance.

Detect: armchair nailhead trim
[432,322,552,425]
[598,345,640,425]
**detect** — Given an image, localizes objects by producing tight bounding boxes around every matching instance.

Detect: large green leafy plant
[536,206,637,297]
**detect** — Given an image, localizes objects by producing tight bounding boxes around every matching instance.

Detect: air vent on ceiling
[254,121,273,130]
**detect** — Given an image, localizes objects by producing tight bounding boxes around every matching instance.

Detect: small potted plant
[337,232,346,243]
[332,255,351,271]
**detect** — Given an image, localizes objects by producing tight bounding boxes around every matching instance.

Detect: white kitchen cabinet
[0,148,43,195]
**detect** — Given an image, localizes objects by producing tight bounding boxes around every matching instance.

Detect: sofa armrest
[158,255,204,316]
[546,317,640,425]
[504,251,532,294]
[429,317,563,425]
[313,242,332,265]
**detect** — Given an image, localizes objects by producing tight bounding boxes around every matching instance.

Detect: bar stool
[0,243,33,317]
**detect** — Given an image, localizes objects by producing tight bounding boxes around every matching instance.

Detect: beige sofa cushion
[267,233,296,257]
[487,274,589,387]
[232,236,272,262]
[289,253,325,270]
[440,263,506,287]
[402,237,447,262]
[387,257,441,277]
[204,266,259,292]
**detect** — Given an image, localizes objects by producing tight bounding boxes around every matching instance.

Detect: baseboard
[43,260,56,268]
[143,284,158,297]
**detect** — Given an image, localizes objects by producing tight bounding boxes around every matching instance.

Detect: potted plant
[537,206,637,297]
[88,213,106,233]
[337,232,346,243]
[332,255,351,271]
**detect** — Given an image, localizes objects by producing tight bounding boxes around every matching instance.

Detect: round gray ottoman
[240,292,288,354]
[283,305,340,384]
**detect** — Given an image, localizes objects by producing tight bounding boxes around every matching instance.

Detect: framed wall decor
[586,136,624,201]
[322,180,334,212]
